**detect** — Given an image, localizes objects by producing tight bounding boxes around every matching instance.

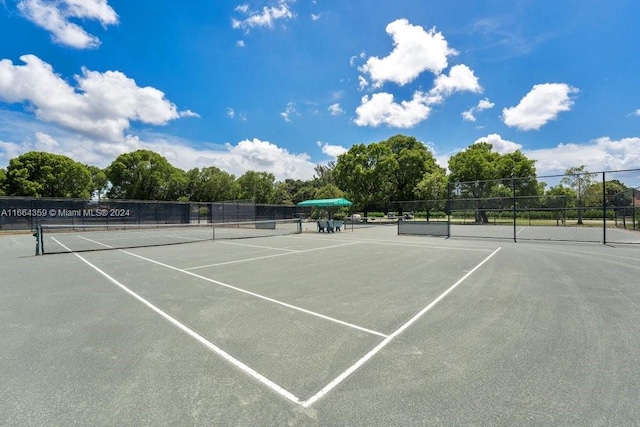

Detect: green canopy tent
[297,198,353,220]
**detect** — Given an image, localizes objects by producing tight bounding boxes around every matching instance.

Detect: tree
[106,150,186,200]
[333,142,394,216]
[313,162,335,187]
[448,142,538,223]
[314,183,343,200]
[236,171,276,203]
[560,166,596,225]
[414,168,448,220]
[383,134,441,211]
[4,151,92,198]
[0,168,6,196]
[184,166,238,202]
[544,185,577,225]
[87,165,108,201]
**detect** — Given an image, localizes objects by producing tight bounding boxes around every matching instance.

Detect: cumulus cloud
[0,55,197,141]
[328,103,344,116]
[462,98,495,122]
[634,109,640,117]
[354,92,432,128]
[463,133,640,176]
[17,0,118,49]
[526,137,640,175]
[317,141,347,158]
[359,19,457,88]
[0,111,318,180]
[430,64,481,98]
[474,133,522,154]
[502,83,578,131]
[232,0,295,31]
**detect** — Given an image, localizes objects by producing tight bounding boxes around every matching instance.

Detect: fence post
[512,178,517,243]
[602,172,607,245]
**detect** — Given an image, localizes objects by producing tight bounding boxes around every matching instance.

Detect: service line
[73,253,302,406]
[300,246,502,408]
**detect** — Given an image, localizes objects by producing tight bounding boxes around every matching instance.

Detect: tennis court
[1,224,639,425]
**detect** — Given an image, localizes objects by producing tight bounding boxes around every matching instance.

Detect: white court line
[185,241,359,270]
[287,234,496,252]
[300,246,502,408]
[217,240,300,252]
[72,253,301,406]
[50,237,72,252]
[78,235,113,248]
[516,227,526,236]
[121,250,388,338]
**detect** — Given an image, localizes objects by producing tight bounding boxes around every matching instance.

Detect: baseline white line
[301,246,502,408]
[73,253,301,405]
[121,250,388,338]
[185,241,359,270]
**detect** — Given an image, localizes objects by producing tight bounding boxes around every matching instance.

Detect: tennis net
[35,218,302,254]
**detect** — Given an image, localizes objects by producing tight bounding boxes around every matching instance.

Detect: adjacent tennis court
[1,224,639,425]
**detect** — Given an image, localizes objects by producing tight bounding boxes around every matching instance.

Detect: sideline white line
[73,253,301,405]
[121,250,388,338]
[300,246,502,408]
[185,241,359,270]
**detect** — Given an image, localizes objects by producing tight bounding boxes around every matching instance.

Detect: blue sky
[1,0,639,181]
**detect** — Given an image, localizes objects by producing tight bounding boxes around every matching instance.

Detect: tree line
[0,134,635,222]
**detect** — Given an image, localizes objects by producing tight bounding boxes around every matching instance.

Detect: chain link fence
[392,169,640,245]
[0,198,300,231]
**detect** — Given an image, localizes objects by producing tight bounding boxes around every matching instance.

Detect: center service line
[73,253,302,405]
[121,250,388,338]
[301,246,502,408]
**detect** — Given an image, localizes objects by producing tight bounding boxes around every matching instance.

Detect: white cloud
[354,92,432,128]
[358,76,368,91]
[311,13,321,21]
[360,19,457,87]
[227,107,235,118]
[430,64,481,98]
[349,51,366,67]
[218,138,315,179]
[634,109,640,117]
[462,97,495,122]
[232,0,295,30]
[280,101,298,122]
[0,55,197,142]
[317,141,347,158]
[328,103,344,116]
[17,0,117,49]
[502,83,578,131]
[236,40,246,47]
[526,137,640,176]
[474,133,522,154]
[0,111,317,180]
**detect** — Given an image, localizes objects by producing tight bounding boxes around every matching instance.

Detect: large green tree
[448,142,537,223]
[383,134,441,206]
[87,165,108,201]
[333,142,394,215]
[184,166,238,202]
[236,171,276,203]
[106,149,186,200]
[334,134,439,214]
[4,151,92,198]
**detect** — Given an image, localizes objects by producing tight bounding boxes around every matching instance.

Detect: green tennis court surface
[1,226,639,425]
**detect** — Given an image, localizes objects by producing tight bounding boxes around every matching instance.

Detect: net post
[33,225,42,255]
